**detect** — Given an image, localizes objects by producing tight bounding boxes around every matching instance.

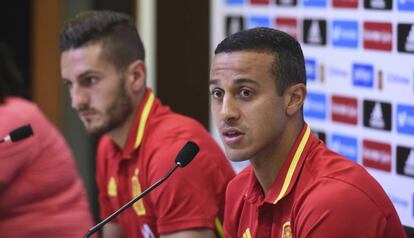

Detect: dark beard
[91,78,134,136]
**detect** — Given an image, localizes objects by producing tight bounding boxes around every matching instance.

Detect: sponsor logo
[331,95,358,125]
[364,0,392,9]
[332,0,358,8]
[275,17,298,39]
[396,145,414,177]
[363,100,392,131]
[397,24,414,53]
[332,20,359,48]
[276,0,298,6]
[352,63,374,88]
[304,92,327,120]
[387,72,410,86]
[328,66,348,79]
[247,16,271,28]
[303,19,327,46]
[303,0,327,7]
[362,139,391,172]
[305,58,317,81]
[226,16,245,37]
[363,22,392,51]
[250,0,270,4]
[388,193,409,208]
[226,0,244,4]
[398,0,414,11]
[330,134,358,162]
[397,104,414,136]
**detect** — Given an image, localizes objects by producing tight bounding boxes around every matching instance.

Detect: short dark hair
[0,42,25,103]
[59,10,145,72]
[214,27,306,95]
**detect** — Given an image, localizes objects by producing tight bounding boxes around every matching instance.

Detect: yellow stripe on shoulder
[135,92,155,148]
[274,126,311,204]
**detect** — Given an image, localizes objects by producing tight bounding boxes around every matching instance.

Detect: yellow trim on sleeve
[242,228,251,238]
[215,217,225,238]
[274,126,311,204]
[135,92,155,148]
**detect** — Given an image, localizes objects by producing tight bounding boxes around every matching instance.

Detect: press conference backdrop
[210,0,414,228]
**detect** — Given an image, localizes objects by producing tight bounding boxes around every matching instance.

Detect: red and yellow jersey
[97,89,235,238]
[224,124,406,238]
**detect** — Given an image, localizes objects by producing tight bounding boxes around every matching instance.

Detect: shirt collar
[267,124,312,205]
[245,123,313,205]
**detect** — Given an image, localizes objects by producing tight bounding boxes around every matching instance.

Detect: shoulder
[292,174,398,236]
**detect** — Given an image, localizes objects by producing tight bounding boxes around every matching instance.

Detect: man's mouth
[221,127,244,145]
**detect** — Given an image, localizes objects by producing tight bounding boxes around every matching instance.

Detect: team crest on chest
[132,168,146,215]
[282,221,292,238]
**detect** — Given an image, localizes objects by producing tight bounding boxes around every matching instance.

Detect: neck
[107,108,138,149]
[251,120,304,195]
[108,88,147,149]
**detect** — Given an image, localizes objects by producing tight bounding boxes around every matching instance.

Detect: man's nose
[70,85,89,110]
[221,95,240,124]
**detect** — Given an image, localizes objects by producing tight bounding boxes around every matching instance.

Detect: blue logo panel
[397,104,414,136]
[398,0,414,11]
[247,16,271,28]
[305,58,317,81]
[352,63,374,88]
[332,20,358,48]
[225,0,245,5]
[304,92,327,120]
[330,134,358,162]
[303,0,327,7]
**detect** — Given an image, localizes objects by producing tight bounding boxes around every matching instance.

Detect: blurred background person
[0,42,95,237]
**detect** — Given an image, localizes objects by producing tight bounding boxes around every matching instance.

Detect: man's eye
[240,89,252,98]
[211,89,223,99]
[81,77,98,87]
[64,80,73,89]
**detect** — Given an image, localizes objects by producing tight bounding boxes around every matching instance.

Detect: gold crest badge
[282,221,292,238]
[131,168,146,215]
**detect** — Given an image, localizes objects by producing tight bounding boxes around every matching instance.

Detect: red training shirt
[97,89,235,238]
[0,97,94,237]
[224,123,406,238]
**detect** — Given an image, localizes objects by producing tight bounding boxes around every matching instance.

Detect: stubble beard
[85,79,134,136]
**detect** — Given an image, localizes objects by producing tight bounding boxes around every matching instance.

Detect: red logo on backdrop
[332,0,358,8]
[363,22,392,51]
[331,95,358,125]
[250,0,270,4]
[362,140,391,172]
[275,18,298,39]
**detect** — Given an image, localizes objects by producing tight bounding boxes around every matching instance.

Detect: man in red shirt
[59,11,235,238]
[0,43,94,237]
[209,27,407,238]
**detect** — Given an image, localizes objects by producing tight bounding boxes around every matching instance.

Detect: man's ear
[284,83,307,116]
[126,60,146,93]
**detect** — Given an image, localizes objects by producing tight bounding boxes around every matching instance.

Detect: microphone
[0,124,34,143]
[84,141,200,238]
